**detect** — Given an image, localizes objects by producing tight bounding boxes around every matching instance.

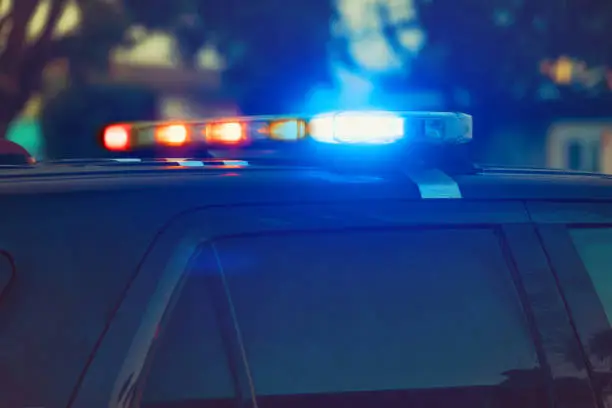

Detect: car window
[139,245,238,408]
[540,226,612,406]
[570,228,612,324]
[141,228,548,408]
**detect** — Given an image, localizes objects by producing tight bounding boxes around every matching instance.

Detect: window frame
[70,200,592,408]
[529,200,612,408]
[0,249,15,302]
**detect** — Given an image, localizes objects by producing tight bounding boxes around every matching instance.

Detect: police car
[1,111,611,408]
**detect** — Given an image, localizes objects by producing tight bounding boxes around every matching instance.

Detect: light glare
[269,120,306,141]
[156,124,188,146]
[103,125,129,150]
[206,122,245,144]
[309,112,404,144]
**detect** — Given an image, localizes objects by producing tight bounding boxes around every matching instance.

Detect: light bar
[101,111,472,152]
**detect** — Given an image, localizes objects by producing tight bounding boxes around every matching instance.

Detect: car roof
[0,156,608,408]
[0,159,611,201]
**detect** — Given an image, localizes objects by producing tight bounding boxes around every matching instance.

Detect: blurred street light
[541,56,574,84]
[541,56,611,91]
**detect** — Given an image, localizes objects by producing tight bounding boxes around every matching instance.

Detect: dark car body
[1,159,612,408]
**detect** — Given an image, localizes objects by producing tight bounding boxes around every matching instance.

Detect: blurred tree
[0,0,134,139]
[39,0,337,157]
[121,0,208,67]
[194,0,338,114]
[376,0,612,106]
[45,0,336,117]
[412,0,552,104]
[41,83,156,159]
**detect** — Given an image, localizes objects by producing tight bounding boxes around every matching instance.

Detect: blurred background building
[2,0,612,168]
[6,1,239,158]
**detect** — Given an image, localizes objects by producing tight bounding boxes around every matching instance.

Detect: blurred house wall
[480,125,547,168]
[547,121,612,173]
[481,118,612,174]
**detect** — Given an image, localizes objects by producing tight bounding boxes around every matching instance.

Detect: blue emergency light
[102,111,472,152]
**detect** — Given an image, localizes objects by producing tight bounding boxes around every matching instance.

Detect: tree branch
[33,0,69,48]
[0,10,12,33]
[0,0,39,71]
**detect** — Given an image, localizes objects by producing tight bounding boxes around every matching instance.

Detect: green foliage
[121,0,337,76]
[39,0,338,156]
[124,0,337,111]
[410,0,549,101]
[208,0,337,113]
[0,0,136,137]
[63,1,133,76]
[375,0,612,102]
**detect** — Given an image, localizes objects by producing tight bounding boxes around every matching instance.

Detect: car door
[69,200,595,408]
[531,201,612,408]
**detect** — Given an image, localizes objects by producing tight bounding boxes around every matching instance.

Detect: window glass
[566,227,612,397]
[140,257,237,408]
[570,228,612,325]
[142,228,547,408]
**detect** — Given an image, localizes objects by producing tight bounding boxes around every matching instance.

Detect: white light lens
[309,112,405,144]
[103,125,130,150]
[206,122,245,144]
[156,124,188,146]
